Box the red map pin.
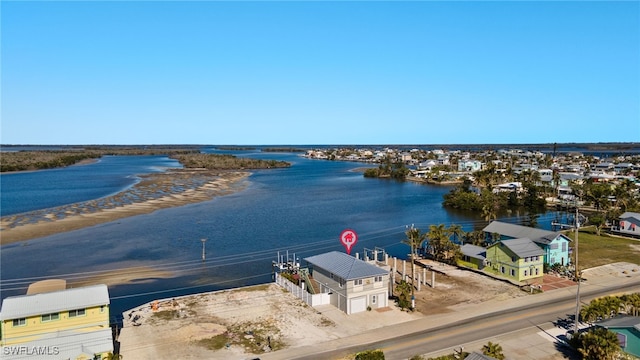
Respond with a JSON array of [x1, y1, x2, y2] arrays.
[[340, 229, 358, 255]]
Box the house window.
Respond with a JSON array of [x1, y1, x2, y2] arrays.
[[372, 295, 377, 304], [69, 308, 86, 317], [524, 270, 528, 276], [41, 313, 59, 322], [501, 266, 505, 274], [511, 256, 516, 262], [524, 257, 529, 262], [550, 243, 559, 250], [562, 242, 567, 252], [339, 279, 345, 288], [535, 268, 539, 275], [100, 305, 105, 313], [374, 276, 383, 282], [354, 279, 363, 286], [12, 318, 26, 327], [510, 269, 515, 277]]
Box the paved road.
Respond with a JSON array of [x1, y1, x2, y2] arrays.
[[261, 265, 640, 360]]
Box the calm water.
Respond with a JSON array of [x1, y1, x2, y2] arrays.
[[0, 155, 183, 215], [0, 149, 564, 324]]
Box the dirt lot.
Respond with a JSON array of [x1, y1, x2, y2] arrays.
[[118, 260, 529, 359], [412, 260, 527, 315]]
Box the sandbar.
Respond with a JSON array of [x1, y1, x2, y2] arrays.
[[0, 170, 250, 245]]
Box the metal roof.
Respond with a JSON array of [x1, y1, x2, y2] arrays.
[[597, 315, 640, 329], [620, 212, 640, 222], [464, 352, 497, 360], [494, 238, 544, 258], [0, 284, 109, 320], [460, 244, 486, 260], [304, 251, 389, 280], [483, 221, 566, 245], [0, 328, 113, 360]]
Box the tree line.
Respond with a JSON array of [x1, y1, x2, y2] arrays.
[[170, 153, 290, 170], [0, 149, 290, 172]]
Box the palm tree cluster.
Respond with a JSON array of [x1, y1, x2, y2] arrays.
[[571, 327, 621, 360], [580, 293, 640, 323], [403, 225, 463, 265]]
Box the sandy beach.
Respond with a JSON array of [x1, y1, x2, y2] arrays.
[[0, 170, 250, 245]]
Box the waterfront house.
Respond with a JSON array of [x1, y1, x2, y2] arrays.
[[459, 244, 487, 270], [304, 251, 390, 315], [0, 284, 113, 359], [483, 221, 572, 266], [485, 238, 544, 283], [458, 160, 483, 172], [613, 212, 640, 238]]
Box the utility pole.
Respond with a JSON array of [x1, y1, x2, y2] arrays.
[[201, 238, 207, 262], [574, 200, 580, 334], [408, 224, 416, 310]]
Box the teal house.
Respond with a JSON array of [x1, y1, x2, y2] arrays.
[[483, 221, 572, 266]]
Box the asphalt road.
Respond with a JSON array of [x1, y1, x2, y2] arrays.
[[283, 280, 640, 360]]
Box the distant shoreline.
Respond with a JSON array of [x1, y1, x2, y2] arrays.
[[0, 170, 250, 245]]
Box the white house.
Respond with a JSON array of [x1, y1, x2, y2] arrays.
[[458, 160, 482, 172], [614, 212, 640, 238], [304, 251, 390, 315]]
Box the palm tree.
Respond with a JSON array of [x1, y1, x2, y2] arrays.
[[403, 226, 427, 300], [481, 341, 505, 360], [427, 224, 461, 264], [448, 224, 464, 245]]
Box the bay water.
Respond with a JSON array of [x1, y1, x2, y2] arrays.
[[0, 149, 563, 324]]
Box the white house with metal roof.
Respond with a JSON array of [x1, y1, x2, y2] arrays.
[[0, 284, 113, 359], [614, 212, 640, 238], [304, 251, 390, 315]]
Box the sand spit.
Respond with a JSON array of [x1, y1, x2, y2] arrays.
[[0, 170, 250, 245]]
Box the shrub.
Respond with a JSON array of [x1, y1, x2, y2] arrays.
[[355, 349, 385, 360]]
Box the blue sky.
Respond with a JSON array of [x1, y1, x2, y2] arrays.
[[2, 1, 639, 145]]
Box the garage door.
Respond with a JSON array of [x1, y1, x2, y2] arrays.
[[350, 296, 367, 314]]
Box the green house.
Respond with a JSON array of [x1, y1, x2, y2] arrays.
[[485, 238, 544, 283]]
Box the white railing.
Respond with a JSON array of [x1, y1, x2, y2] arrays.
[[274, 273, 330, 307]]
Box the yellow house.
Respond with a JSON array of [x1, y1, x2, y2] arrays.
[[485, 238, 544, 283], [0, 284, 113, 359]]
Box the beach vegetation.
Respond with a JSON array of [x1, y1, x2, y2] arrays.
[[363, 155, 409, 180], [171, 153, 290, 170]]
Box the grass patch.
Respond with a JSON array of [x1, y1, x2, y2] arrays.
[[150, 310, 178, 322], [195, 319, 285, 354], [565, 227, 640, 269], [238, 284, 271, 292], [196, 333, 230, 350]]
